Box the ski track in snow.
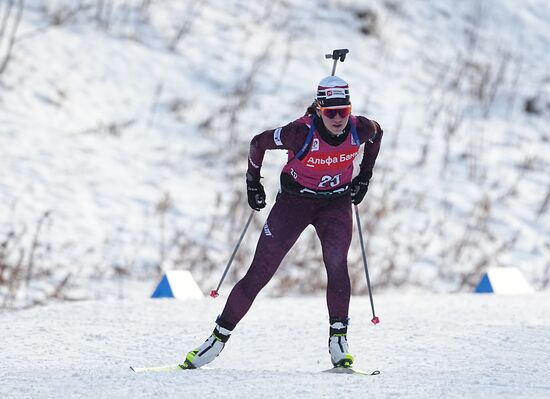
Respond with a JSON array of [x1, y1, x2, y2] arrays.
[[1, 294, 550, 398]]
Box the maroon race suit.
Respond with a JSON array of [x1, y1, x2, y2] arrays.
[[218, 114, 382, 330]]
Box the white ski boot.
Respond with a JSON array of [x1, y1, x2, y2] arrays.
[[328, 318, 354, 368], [181, 324, 232, 369]]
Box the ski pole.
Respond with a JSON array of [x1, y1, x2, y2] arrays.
[[210, 210, 255, 298], [353, 204, 380, 324], [325, 49, 349, 76]]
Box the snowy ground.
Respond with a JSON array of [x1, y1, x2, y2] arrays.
[[1, 294, 550, 398]]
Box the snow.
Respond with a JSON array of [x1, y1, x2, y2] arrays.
[[0, 1, 550, 395], [1, 294, 550, 398]]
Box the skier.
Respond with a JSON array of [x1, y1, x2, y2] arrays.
[[182, 75, 383, 369]]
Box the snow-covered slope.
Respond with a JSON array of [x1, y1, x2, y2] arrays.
[[1, 294, 550, 398], [0, 0, 549, 307]]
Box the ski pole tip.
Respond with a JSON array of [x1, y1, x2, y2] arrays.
[[371, 316, 380, 325], [209, 290, 219, 298]]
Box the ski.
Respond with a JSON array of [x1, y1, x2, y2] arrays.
[[322, 367, 380, 376], [130, 364, 187, 373], [130, 364, 379, 376]]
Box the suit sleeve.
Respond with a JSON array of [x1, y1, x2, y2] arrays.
[[246, 121, 310, 180], [355, 116, 383, 180]]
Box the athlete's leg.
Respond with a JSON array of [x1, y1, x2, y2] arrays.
[[313, 195, 354, 367], [312, 195, 353, 321], [219, 193, 314, 328], [183, 193, 314, 369]]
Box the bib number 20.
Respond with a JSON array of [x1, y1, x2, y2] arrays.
[[318, 174, 341, 188]]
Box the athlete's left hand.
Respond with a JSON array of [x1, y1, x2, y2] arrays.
[[351, 173, 371, 205]]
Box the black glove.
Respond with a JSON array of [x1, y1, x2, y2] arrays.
[[246, 177, 266, 211], [351, 171, 372, 205]]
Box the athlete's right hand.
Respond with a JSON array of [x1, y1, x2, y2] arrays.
[[246, 178, 266, 211]]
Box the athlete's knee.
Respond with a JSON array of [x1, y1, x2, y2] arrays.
[[326, 263, 351, 285], [239, 268, 273, 298]]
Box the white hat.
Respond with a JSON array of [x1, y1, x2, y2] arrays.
[[316, 76, 350, 107]]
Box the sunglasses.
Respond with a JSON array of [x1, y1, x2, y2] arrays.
[[318, 105, 352, 119]]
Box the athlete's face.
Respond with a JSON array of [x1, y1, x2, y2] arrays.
[[318, 106, 351, 135]]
